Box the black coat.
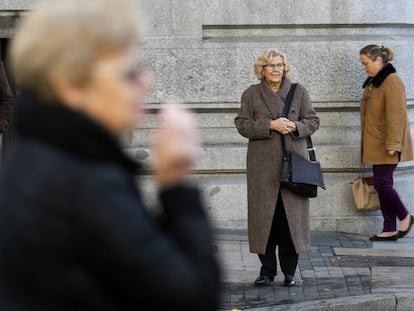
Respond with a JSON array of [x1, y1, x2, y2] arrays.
[[0, 91, 220, 311]]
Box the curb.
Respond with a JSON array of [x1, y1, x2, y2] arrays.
[[237, 292, 414, 311]]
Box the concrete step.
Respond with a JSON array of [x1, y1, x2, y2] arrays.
[[333, 247, 414, 258], [372, 266, 414, 293], [371, 238, 414, 294], [138, 173, 414, 236], [372, 237, 414, 248], [334, 237, 414, 295]]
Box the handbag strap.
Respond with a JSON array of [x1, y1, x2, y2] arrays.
[[359, 92, 371, 179], [359, 163, 365, 179], [280, 84, 316, 161], [282, 84, 297, 117], [281, 84, 296, 158]]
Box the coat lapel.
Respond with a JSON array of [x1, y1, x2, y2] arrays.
[[277, 78, 292, 112], [259, 78, 292, 119]]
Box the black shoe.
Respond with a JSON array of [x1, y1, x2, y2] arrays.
[[398, 215, 414, 238], [254, 275, 274, 286], [284, 275, 296, 287], [369, 234, 398, 241]]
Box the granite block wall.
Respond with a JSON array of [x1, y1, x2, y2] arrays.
[[2, 0, 414, 235]]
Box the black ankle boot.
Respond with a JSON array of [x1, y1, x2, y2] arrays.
[[254, 275, 274, 286], [284, 274, 296, 286]]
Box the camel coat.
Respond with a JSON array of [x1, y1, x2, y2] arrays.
[[360, 63, 413, 164], [235, 78, 320, 254]]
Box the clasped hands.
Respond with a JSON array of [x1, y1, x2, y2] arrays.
[[269, 117, 297, 135]]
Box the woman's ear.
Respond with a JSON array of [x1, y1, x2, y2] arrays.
[[374, 56, 383, 65], [50, 75, 84, 109]]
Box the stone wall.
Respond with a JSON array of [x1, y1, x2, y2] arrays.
[[2, 0, 414, 235]]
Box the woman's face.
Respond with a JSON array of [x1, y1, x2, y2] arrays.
[[55, 48, 151, 135], [263, 56, 285, 84], [360, 54, 384, 77]]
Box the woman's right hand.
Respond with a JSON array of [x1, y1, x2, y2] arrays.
[[152, 103, 199, 188]]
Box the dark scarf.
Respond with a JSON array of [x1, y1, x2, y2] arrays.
[[362, 63, 396, 88], [13, 90, 140, 173]]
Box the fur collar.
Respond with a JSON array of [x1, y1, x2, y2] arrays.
[[362, 63, 396, 88], [13, 90, 140, 172]]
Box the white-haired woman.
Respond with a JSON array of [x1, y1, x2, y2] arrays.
[[235, 49, 319, 286], [0, 0, 219, 310]]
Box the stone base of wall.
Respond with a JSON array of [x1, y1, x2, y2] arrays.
[[138, 167, 414, 237]]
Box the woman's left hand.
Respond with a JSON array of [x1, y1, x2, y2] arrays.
[[387, 150, 397, 156], [286, 121, 297, 133]]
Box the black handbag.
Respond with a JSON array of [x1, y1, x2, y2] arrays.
[[279, 84, 325, 198]]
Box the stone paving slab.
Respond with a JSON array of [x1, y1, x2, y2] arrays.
[[372, 238, 414, 250], [333, 247, 414, 258], [369, 238, 414, 295], [371, 266, 414, 293], [332, 255, 414, 267]]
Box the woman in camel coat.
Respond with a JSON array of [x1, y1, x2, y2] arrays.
[[235, 49, 319, 286], [359, 44, 414, 241]]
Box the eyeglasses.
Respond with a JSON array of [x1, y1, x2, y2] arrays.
[[264, 63, 284, 71], [123, 64, 144, 82]]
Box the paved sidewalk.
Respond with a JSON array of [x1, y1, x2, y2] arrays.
[[214, 230, 414, 311]]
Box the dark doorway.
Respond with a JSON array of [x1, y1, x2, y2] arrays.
[[0, 37, 15, 159], [0, 38, 14, 90]]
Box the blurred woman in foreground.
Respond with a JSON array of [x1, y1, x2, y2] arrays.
[[0, 0, 219, 310]]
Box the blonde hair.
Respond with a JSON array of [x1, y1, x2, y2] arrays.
[[11, 0, 142, 100], [359, 44, 394, 63], [254, 49, 290, 80]]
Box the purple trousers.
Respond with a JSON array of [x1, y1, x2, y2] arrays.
[[373, 164, 409, 232]]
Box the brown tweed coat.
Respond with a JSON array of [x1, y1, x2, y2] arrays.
[[360, 63, 413, 164], [235, 78, 320, 255]]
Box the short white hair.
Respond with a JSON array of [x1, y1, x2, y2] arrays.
[[11, 0, 143, 100], [254, 49, 290, 80]]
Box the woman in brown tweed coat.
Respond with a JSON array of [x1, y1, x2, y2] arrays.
[[235, 49, 319, 286]]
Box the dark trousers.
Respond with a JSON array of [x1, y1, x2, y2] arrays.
[[258, 194, 298, 278], [373, 164, 409, 232]]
